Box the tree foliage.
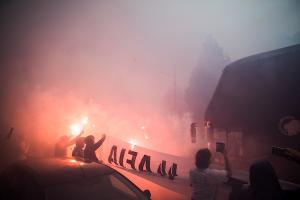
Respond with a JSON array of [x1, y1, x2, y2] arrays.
[[185, 36, 230, 121]]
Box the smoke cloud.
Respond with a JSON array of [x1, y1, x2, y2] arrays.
[[0, 0, 299, 168]]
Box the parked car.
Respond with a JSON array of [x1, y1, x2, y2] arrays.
[[0, 157, 151, 200]]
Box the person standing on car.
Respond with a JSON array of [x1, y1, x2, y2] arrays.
[[54, 131, 83, 157], [72, 137, 85, 158], [189, 148, 232, 200], [84, 134, 106, 162]]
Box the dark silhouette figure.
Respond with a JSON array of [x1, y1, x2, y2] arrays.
[[238, 160, 283, 200], [72, 137, 85, 158], [54, 131, 83, 158], [84, 134, 106, 162]]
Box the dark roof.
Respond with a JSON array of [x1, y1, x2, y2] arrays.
[[205, 44, 300, 137], [9, 158, 115, 186], [227, 44, 300, 71]]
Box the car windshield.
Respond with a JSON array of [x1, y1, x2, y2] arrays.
[[45, 172, 148, 200]]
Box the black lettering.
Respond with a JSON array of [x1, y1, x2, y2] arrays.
[[157, 160, 167, 176], [119, 148, 126, 167], [138, 155, 152, 173], [126, 150, 138, 170], [108, 145, 118, 165], [168, 163, 178, 180]]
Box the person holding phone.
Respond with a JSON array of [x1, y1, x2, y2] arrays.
[[189, 146, 232, 200]]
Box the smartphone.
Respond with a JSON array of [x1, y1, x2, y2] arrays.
[[272, 146, 287, 157], [216, 142, 225, 153]]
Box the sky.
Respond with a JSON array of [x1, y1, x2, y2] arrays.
[[0, 0, 299, 158]]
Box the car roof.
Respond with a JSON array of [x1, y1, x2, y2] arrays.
[[6, 157, 115, 187]]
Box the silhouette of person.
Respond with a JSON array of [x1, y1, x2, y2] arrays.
[[84, 134, 106, 162], [72, 137, 85, 158], [238, 160, 283, 200], [54, 131, 83, 158]]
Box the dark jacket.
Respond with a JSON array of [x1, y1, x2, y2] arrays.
[[72, 146, 84, 158], [83, 136, 105, 162], [238, 161, 283, 200]]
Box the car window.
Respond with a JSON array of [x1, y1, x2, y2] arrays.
[[45, 173, 147, 200]]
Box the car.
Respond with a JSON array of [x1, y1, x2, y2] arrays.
[[0, 157, 151, 200]]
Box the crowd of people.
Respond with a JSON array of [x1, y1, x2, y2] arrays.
[[2, 126, 299, 199], [54, 131, 300, 200], [190, 147, 300, 200], [54, 131, 106, 163]]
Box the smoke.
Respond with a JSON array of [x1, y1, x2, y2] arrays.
[[185, 36, 230, 121], [0, 0, 300, 168], [0, 0, 193, 163]]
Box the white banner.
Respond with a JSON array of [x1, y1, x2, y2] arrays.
[[99, 136, 193, 180]]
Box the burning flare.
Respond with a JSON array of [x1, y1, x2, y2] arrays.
[[70, 123, 82, 136], [69, 116, 89, 136]]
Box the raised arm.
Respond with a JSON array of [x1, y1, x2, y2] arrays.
[[285, 148, 300, 165], [93, 134, 106, 150], [67, 130, 84, 146]]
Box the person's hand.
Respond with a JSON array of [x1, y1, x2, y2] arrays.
[[285, 148, 300, 162], [102, 134, 106, 140]]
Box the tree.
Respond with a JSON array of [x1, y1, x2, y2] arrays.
[[185, 36, 230, 121]]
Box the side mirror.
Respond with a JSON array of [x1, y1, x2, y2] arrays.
[[143, 189, 151, 199]]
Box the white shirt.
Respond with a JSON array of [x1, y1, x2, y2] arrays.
[[189, 168, 228, 200]]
